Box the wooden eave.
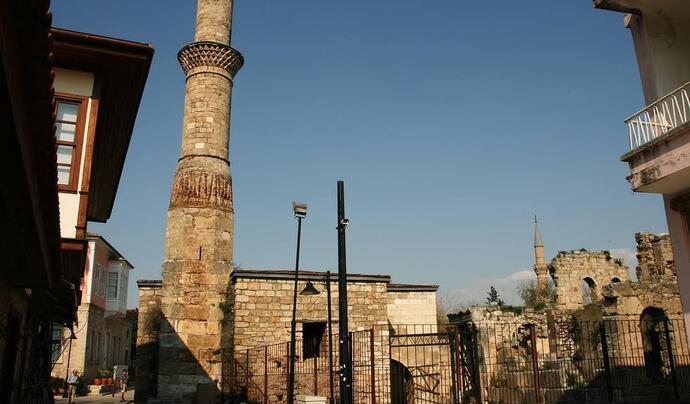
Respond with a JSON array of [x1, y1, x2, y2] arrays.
[[0, 0, 62, 289], [51, 27, 154, 222]]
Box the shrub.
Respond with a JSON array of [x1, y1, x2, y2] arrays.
[[50, 376, 64, 395]]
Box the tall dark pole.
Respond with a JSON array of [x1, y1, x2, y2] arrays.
[[287, 214, 303, 404], [326, 271, 335, 404], [337, 181, 352, 404], [62, 333, 73, 398]]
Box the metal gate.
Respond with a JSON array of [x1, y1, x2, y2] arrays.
[[388, 325, 459, 404]]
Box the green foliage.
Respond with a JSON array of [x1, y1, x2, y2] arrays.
[[602, 250, 612, 261], [76, 376, 89, 396], [486, 286, 504, 306], [218, 301, 232, 314], [50, 377, 64, 395], [500, 305, 523, 315], [566, 372, 584, 388], [517, 279, 555, 311], [97, 368, 111, 378]]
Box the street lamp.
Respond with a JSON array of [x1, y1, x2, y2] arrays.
[[62, 329, 77, 398], [287, 201, 307, 404], [298, 272, 336, 404]]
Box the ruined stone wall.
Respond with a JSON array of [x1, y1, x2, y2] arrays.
[[134, 281, 162, 403], [602, 279, 683, 319], [550, 250, 630, 311], [635, 232, 675, 281], [461, 306, 551, 402]]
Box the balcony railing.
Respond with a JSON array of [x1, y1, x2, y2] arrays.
[[626, 81, 690, 150]]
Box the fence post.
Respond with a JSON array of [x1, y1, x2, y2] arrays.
[[663, 319, 679, 399], [529, 325, 542, 404], [599, 322, 614, 402], [349, 332, 354, 400], [448, 327, 459, 404], [314, 346, 318, 395], [369, 328, 376, 404], [264, 346, 268, 404]]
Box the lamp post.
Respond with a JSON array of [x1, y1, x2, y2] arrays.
[[287, 202, 307, 404], [298, 272, 335, 404], [62, 329, 77, 398], [337, 181, 352, 404]]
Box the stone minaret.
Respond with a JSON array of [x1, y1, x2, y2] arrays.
[[533, 216, 549, 290], [158, 0, 243, 401]]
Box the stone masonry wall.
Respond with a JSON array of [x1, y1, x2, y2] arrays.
[[635, 232, 675, 281], [134, 282, 162, 403], [550, 250, 630, 311], [232, 277, 389, 351]]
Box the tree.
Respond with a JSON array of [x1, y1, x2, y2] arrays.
[[486, 286, 504, 306], [518, 279, 555, 310]]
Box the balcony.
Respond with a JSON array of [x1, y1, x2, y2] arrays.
[[621, 82, 690, 194]]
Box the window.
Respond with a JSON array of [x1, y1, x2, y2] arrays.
[[93, 263, 101, 296], [54, 96, 86, 190], [119, 272, 128, 305], [107, 272, 119, 299], [302, 322, 327, 360], [51, 324, 63, 363]]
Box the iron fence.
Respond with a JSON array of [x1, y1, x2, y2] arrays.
[[458, 317, 690, 404], [226, 318, 690, 403]]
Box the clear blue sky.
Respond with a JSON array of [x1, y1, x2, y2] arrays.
[[52, 1, 667, 307]]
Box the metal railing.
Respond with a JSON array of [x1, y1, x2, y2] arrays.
[[626, 82, 690, 150]]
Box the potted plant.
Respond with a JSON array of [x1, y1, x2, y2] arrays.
[[103, 369, 113, 385], [95, 369, 109, 385]]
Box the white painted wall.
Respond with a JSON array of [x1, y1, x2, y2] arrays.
[[53, 67, 94, 97], [627, 13, 690, 103], [57, 192, 79, 238]]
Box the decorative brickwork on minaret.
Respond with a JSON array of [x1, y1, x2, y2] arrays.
[[157, 0, 243, 401], [533, 216, 549, 290]]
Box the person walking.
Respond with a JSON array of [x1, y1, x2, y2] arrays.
[[66, 369, 79, 404], [119, 369, 129, 402]]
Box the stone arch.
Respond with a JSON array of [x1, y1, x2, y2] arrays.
[[640, 307, 668, 382], [581, 277, 598, 305], [390, 359, 412, 404]]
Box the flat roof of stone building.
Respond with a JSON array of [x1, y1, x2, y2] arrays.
[[137, 271, 439, 291], [387, 283, 439, 292], [232, 269, 391, 283]]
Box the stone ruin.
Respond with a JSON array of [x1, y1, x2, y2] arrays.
[[450, 231, 687, 403]]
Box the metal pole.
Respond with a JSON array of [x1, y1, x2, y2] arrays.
[[448, 328, 459, 404], [529, 325, 542, 404], [326, 271, 335, 404], [369, 328, 376, 404], [337, 180, 352, 404], [599, 322, 613, 402], [663, 319, 679, 399], [63, 333, 73, 398], [264, 346, 268, 404], [288, 216, 303, 404]]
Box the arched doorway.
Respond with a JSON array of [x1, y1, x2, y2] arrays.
[[581, 277, 598, 305], [640, 307, 668, 382], [390, 359, 412, 404]]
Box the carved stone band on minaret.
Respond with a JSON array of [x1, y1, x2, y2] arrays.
[[178, 41, 244, 79], [169, 169, 233, 212]]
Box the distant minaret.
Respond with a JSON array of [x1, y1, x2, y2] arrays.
[[533, 216, 549, 290]]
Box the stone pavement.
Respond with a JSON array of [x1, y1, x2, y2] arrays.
[[54, 389, 134, 403]]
